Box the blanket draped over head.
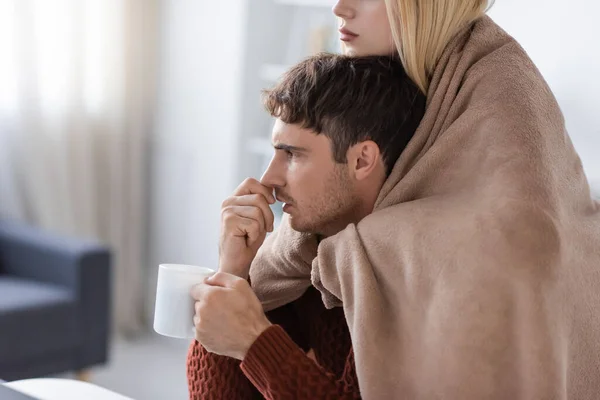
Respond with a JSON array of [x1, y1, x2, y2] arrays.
[[249, 15, 600, 399]]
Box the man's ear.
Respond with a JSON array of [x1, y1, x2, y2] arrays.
[[348, 140, 382, 181]]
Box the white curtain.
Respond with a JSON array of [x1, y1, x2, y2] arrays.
[[0, 0, 159, 335]]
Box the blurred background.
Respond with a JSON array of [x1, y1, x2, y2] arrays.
[[0, 0, 598, 398]]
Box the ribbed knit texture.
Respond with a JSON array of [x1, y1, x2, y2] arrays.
[[186, 287, 360, 399]]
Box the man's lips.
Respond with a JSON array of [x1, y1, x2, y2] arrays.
[[275, 194, 291, 204], [275, 195, 293, 212]]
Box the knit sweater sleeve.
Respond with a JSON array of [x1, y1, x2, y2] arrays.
[[187, 340, 261, 400], [187, 302, 310, 399], [241, 325, 361, 400]]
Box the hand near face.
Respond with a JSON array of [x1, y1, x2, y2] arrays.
[[191, 272, 272, 360], [219, 178, 276, 279]]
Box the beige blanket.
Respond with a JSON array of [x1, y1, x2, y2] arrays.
[[250, 15, 600, 399]]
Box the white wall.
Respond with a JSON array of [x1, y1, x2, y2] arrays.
[[488, 0, 600, 188], [147, 0, 249, 318]]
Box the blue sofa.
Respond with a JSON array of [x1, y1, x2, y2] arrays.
[[0, 220, 111, 381]]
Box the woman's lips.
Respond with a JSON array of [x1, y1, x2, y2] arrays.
[[339, 28, 358, 42]]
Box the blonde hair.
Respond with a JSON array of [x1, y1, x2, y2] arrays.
[[385, 0, 493, 93]]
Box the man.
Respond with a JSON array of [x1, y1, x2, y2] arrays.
[[188, 53, 425, 399]]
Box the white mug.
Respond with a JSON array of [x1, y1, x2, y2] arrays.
[[153, 264, 215, 339]]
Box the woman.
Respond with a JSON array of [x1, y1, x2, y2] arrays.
[[189, 1, 600, 399], [335, 0, 489, 94]]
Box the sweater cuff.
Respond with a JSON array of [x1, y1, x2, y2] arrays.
[[240, 324, 299, 390]]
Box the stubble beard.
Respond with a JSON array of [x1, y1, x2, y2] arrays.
[[290, 166, 359, 236]]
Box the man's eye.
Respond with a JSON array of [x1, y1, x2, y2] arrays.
[[285, 150, 295, 158]]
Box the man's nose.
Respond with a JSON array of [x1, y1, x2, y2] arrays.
[[260, 158, 285, 189]]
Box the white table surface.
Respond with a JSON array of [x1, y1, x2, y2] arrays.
[[3, 378, 133, 400]]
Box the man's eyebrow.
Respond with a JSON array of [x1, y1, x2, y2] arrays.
[[273, 143, 309, 152]]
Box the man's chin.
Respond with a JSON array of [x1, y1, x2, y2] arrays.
[[287, 215, 302, 232], [290, 219, 326, 236], [288, 216, 312, 234]]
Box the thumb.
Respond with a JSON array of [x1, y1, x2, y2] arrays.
[[204, 271, 239, 288]]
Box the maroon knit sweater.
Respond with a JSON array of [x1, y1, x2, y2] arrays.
[[186, 287, 360, 399]]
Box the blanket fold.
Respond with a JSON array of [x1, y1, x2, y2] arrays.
[[250, 15, 600, 399]]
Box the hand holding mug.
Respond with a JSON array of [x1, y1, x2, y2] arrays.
[[190, 272, 271, 360]]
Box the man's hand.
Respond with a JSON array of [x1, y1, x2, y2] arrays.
[[219, 178, 275, 279], [191, 272, 272, 360]]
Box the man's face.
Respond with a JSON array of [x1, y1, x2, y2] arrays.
[[261, 120, 360, 236]]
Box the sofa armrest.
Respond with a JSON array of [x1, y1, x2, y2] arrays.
[[0, 220, 108, 286], [0, 220, 112, 367]]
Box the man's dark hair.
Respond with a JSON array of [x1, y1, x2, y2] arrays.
[[262, 53, 426, 175]]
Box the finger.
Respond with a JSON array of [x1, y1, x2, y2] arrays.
[[224, 213, 263, 245], [238, 216, 264, 247], [234, 178, 276, 204], [190, 283, 209, 300], [205, 271, 244, 289], [225, 195, 275, 232], [223, 200, 274, 232]]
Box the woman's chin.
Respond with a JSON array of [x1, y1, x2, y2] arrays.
[[341, 43, 396, 57], [341, 44, 360, 56]]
